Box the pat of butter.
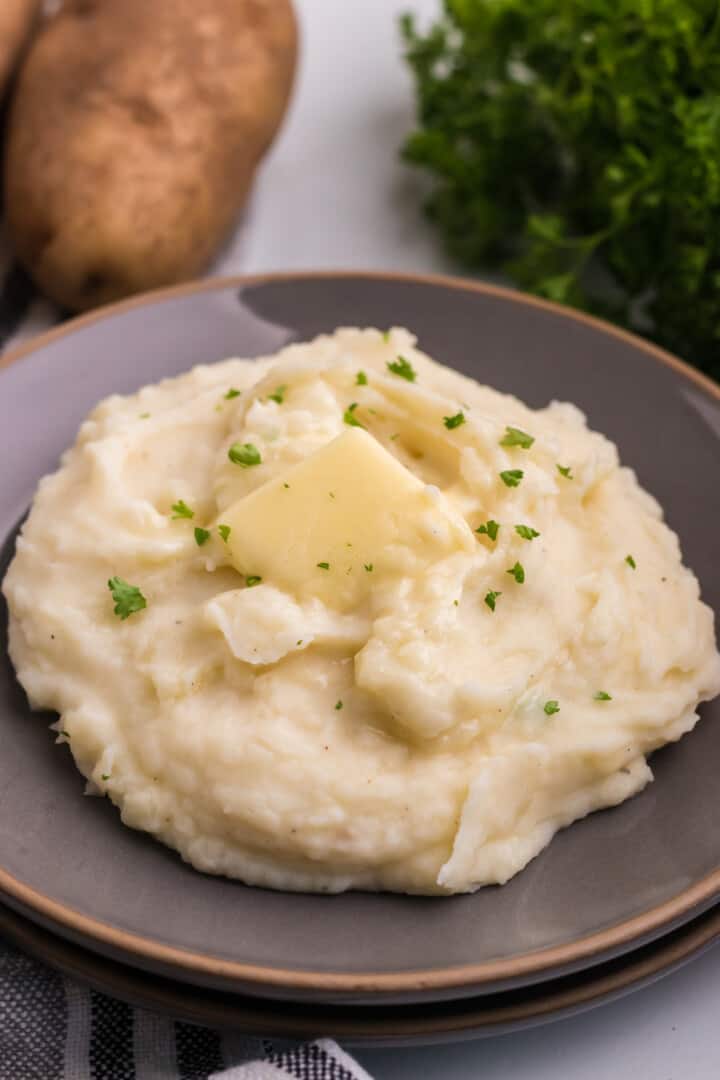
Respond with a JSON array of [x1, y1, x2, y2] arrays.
[[222, 428, 475, 608]]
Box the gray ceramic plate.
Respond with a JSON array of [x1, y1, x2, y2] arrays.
[[2, 897, 720, 1046], [1, 272, 719, 1005]]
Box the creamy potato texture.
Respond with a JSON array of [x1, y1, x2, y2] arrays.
[[4, 328, 720, 893]]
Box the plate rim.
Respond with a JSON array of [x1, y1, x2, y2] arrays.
[[2, 897, 719, 1043], [1, 268, 719, 996]]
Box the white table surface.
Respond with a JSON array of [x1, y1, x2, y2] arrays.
[[229, 0, 720, 1075]]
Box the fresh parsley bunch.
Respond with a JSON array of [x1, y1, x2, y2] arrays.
[[401, 0, 720, 379]]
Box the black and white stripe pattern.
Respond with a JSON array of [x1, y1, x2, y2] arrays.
[[0, 940, 372, 1080]]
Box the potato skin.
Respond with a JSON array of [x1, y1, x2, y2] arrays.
[[4, 0, 297, 311], [0, 0, 40, 99]]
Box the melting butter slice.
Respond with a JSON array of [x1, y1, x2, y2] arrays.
[[222, 428, 475, 609]]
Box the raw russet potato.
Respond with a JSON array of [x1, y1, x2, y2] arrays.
[[4, 0, 297, 311], [0, 0, 40, 100]]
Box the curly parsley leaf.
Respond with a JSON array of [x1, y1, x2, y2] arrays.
[[343, 402, 364, 428], [171, 500, 194, 520], [387, 355, 417, 381], [108, 577, 147, 620], [515, 524, 540, 540], [484, 590, 502, 611], [476, 519, 500, 541], [500, 469, 524, 488], [443, 411, 465, 429], [228, 442, 262, 467], [544, 700, 560, 716], [500, 426, 534, 449], [506, 561, 525, 584]]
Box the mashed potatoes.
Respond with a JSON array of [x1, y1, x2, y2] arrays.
[[4, 328, 720, 893]]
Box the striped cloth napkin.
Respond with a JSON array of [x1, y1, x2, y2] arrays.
[[0, 940, 372, 1079], [0, 243, 374, 1079]]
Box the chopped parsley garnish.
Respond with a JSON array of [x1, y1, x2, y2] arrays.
[[343, 402, 364, 428], [194, 527, 211, 546], [364, 563, 374, 572], [317, 561, 330, 570], [218, 524, 231, 543], [139, 412, 150, 419], [296, 639, 303, 646], [515, 524, 540, 540], [335, 700, 343, 710], [245, 575, 262, 587], [594, 691, 613, 701], [484, 590, 502, 611], [224, 388, 241, 400], [476, 519, 500, 541], [387, 355, 417, 381], [381, 330, 391, 343], [101, 773, 111, 781], [500, 469, 524, 487], [626, 554, 637, 569], [108, 577, 147, 620], [59, 730, 71, 739], [557, 464, 573, 479], [171, 500, 194, 520], [283, 482, 290, 489], [544, 700, 560, 715], [228, 442, 262, 467], [356, 370, 368, 385], [268, 384, 287, 404], [500, 426, 534, 449], [443, 411, 465, 429], [507, 561, 525, 584]]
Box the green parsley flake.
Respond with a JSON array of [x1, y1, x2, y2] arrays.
[[218, 524, 231, 543], [139, 412, 150, 419], [500, 425, 534, 449], [268, 384, 287, 404], [108, 577, 147, 620], [381, 330, 391, 343], [171, 500, 194, 520], [594, 691, 613, 701], [356, 370, 368, 385], [101, 773, 111, 781], [443, 411, 465, 430], [283, 483, 290, 489], [59, 730, 71, 739], [557, 464, 573, 479], [296, 639, 303, 646], [626, 554, 637, 569], [507, 561, 525, 584], [335, 700, 343, 710], [387, 355, 417, 381], [485, 590, 502, 612], [245, 575, 262, 587], [544, 700, 560, 715], [364, 563, 374, 572], [224, 388, 241, 400], [500, 469, 524, 487], [476, 519, 500, 541], [515, 524, 540, 540], [343, 402, 364, 428], [228, 442, 262, 467], [317, 561, 330, 570], [194, 527, 211, 546]]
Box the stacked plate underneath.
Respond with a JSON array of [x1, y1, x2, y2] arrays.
[[1, 273, 719, 1044]]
